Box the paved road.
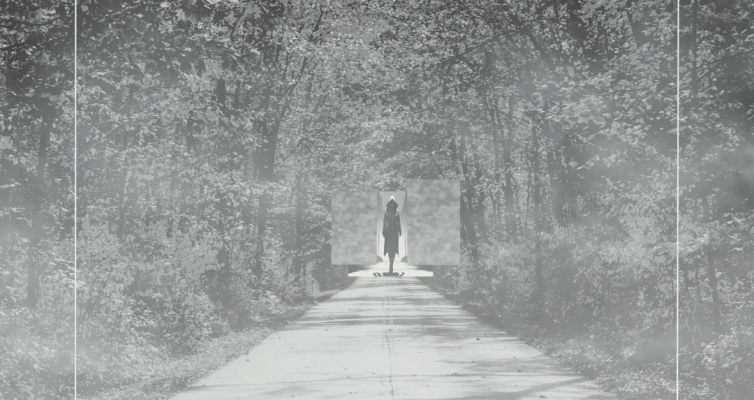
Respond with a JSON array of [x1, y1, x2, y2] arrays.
[[348, 261, 433, 277], [170, 277, 615, 400]]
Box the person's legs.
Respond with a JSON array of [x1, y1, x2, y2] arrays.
[[388, 253, 395, 273]]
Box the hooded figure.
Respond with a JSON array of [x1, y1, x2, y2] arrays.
[[382, 196, 402, 273]]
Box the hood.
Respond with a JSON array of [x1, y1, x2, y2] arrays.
[[386, 199, 398, 210]]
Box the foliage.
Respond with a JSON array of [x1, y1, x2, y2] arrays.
[[679, 0, 754, 398], [377, 0, 677, 398], [74, 0, 678, 398], [0, 0, 74, 398]]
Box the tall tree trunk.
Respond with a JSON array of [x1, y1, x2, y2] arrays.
[[531, 120, 544, 290], [1, 57, 12, 266], [541, 114, 571, 227], [456, 132, 479, 266], [0, 161, 10, 266], [254, 193, 269, 278], [546, 140, 566, 227], [560, 133, 579, 224], [625, 0, 651, 47], [473, 163, 490, 245], [466, 128, 490, 246], [214, 79, 234, 273], [484, 93, 504, 241], [292, 172, 306, 286], [26, 116, 52, 308], [116, 133, 129, 240], [691, 0, 698, 101], [116, 88, 136, 240], [503, 97, 517, 241], [702, 196, 722, 333], [555, 141, 573, 223], [490, 194, 502, 240], [254, 81, 281, 279], [215, 191, 232, 271], [491, 125, 504, 240]]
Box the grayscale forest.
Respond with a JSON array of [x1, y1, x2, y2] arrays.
[[0, 0, 752, 399]]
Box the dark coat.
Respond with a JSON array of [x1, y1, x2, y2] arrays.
[[382, 199, 401, 257]]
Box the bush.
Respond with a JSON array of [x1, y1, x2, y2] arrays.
[[0, 247, 75, 400], [159, 284, 219, 354], [681, 329, 754, 400]]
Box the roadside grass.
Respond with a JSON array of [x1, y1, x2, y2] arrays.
[[418, 277, 675, 400], [81, 284, 353, 400]]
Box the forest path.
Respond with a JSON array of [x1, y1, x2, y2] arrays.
[[169, 277, 615, 400]]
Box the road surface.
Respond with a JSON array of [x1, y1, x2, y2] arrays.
[[170, 277, 615, 400]]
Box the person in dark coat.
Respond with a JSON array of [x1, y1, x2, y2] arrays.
[[382, 195, 402, 273]]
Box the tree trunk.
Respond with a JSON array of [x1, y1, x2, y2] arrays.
[[702, 196, 722, 333], [215, 190, 232, 271], [559, 133, 579, 224], [0, 160, 10, 265], [490, 194, 502, 240], [491, 124, 503, 240], [292, 172, 306, 287], [116, 91, 134, 240], [214, 79, 234, 273], [473, 163, 490, 245], [546, 140, 566, 227], [254, 87, 280, 278], [484, 94, 504, 241], [26, 116, 52, 309], [625, 0, 651, 47], [531, 120, 544, 290], [456, 132, 479, 266], [503, 97, 517, 240], [1, 57, 12, 266], [555, 142, 573, 223]]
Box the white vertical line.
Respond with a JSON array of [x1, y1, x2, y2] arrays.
[[676, 0, 681, 398], [73, 0, 78, 398]]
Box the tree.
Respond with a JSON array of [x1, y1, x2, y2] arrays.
[[0, 0, 74, 398], [74, 0, 678, 398], [679, 0, 754, 398]]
